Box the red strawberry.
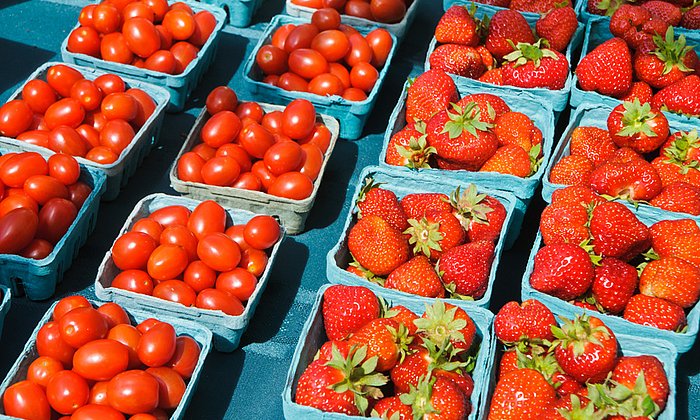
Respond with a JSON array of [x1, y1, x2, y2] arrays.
[[415, 301, 477, 353], [435, 5, 480, 46], [390, 345, 435, 394], [536, 6, 578, 52], [511, 0, 572, 14], [385, 305, 419, 335], [651, 75, 700, 117], [550, 185, 607, 207], [488, 368, 557, 419], [606, 100, 669, 153], [371, 396, 412, 419], [429, 44, 486, 79], [348, 318, 412, 372], [405, 69, 459, 124], [356, 178, 408, 232], [549, 155, 595, 186], [456, 93, 511, 124], [539, 202, 590, 246], [642, 1, 682, 26], [634, 28, 698, 89], [480, 144, 537, 177], [623, 294, 687, 331], [439, 240, 496, 299], [385, 255, 445, 298], [612, 355, 670, 409], [479, 68, 504, 85], [569, 126, 618, 166], [662, 129, 700, 165], [577, 38, 633, 97], [651, 155, 700, 187], [476, 45, 495, 69], [498, 349, 520, 377], [649, 182, 700, 215], [400, 193, 452, 220], [473, 0, 511, 7], [530, 243, 595, 301], [639, 256, 700, 308], [619, 81, 653, 104], [317, 340, 351, 362], [323, 285, 380, 341], [610, 5, 654, 49], [552, 372, 586, 399], [591, 257, 638, 314], [589, 201, 651, 261], [450, 185, 506, 243], [552, 315, 618, 383], [494, 299, 557, 343], [493, 111, 537, 151], [572, 299, 599, 312], [401, 376, 470, 419], [502, 41, 570, 90], [681, 5, 700, 29], [434, 369, 474, 398], [405, 211, 466, 261], [385, 123, 435, 169], [587, 0, 624, 16], [485, 10, 536, 60], [588, 151, 663, 201], [348, 215, 410, 276], [650, 218, 700, 268]]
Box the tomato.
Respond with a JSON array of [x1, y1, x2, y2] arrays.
[[53, 296, 91, 321], [224, 224, 251, 251], [89, 381, 110, 406], [263, 75, 278, 85], [126, 88, 157, 127], [123, 2, 155, 21], [36, 197, 78, 245], [256, 45, 288, 75], [166, 336, 200, 379], [195, 288, 245, 316], [216, 144, 252, 172], [79, 5, 96, 27], [235, 102, 264, 123], [85, 111, 107, 132], [171, 42, 200, 74], [371, 0, 406, 23], [152, 280, 197, 306], [24, 175, 69, 205], [85, 147, 119, 165], [107, 370, 160, 414], [338, 23, 360, 37], [112, 231, 157, 270], [263, 142, 303, 176], [308, 73, 345, 96], [216, 268, 258, 301], [346, 34, 373, 68], [137, 319, 161, 335], [102, 93, 138, 122], [329, 61, 352, 89], [47, 64, 84, 98], [46, 370, 90, 414], [201, 111, 241, 148], [73, 339, 130, 381], [350, 62, 379, 92], [0, 193, 38, 219], [143, 0, 168, 21], [271, 24, 296, 49], [283, 99, 316, 140], [197, 232, 241, 271], [20, 238, 54, 260], [101, 33, 134, 64], [311, 8, 342, 30], [67, 26, 101, 57], [239, 123, 275, 159], [68, 80, 102, 113], [187, 200, 226, 241], [0, 100, 34, 137], [176, 151, 205, 183], [243, 215, 280, 250], [147, 244, 189, 280], [94, 74, 125, 95], [100, 119, 135, 155], [59, 306, 109, 348], [200, 156, 241, 186], [0, 152, 48, 188], [163, 9, 195, 40], [145, 367, 185, 409], [191, 143, 216, 161], [44, 98, 85, 130], [366, 28, 392, 67], [27, 356, 64, 387], [289, 48, 329, 80], [108, 324, 142, 369], [22, 79, 57, 114], [137, 322, 177, 367], [159, 225, 197, 262], [251, 160, 277, 190], [131, 219, 162, 242], [144, 50, 177, 74], [156, 25, 173, 49], [294, 0, 324, 6], [323, 0, 347, 10], [48, 154, 81, 185], [239, 247, 269, 276], [72, 404, 125, 420], [123, 17, 161, 58], [205, 86, 238, 115], [36, 321, 76, 366], [260, 111, 283, 135], [345, 0, 373, 19], [311, 30, 350, 62], [284, 23, 320, 52], [0, 208, 38, 253], [93, 3, 121, 34], [277, 72, 309, 92], [68, 181, 92, 208], [17, 130, 48, 148], [183, 260, 217, 292], [231, 173, 262, 191], [268, 171, 314, 199], [298, 143, 324, 180], [112, 270, 154, 296], [3, 380, 51, 420], [342, 87, 368, 101], [97, 302, 131, 328], [188, 11, 217, 47], [150, 205, 190, 227]]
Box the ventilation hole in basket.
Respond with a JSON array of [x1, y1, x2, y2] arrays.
[[223, 4, 230, 17], [11, 277, 25, 297]]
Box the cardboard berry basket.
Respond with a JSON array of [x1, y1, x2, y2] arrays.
[[195, 0, 262, 27], [0, 154, 106, 301], [0, 298, 212, 420], [94, 193, 284, 352], [478, 315, 678, 419], [168, 103, 339, 235], [242, 15, 398, 140], [284, 0, 422, 41], [60, 1, 226, 112], [281, 283, 497, 420], [0, 61, 169, 201], [378, 80, 553, 246], [0, 285, 10, 340], [423, 3, 585, 112], [326, 166, 517, 309]]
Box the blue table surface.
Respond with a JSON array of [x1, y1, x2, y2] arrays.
[[0, 0, 697, 418]]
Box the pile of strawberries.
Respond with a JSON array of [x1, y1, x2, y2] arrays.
[[488, 300, 670, 418], [588, 0, 699, 30], [577, 11, 700, 116], [428, 5, 576, 90], [550, 101, 700, 215], [344, 176, 505, 300], [295, 285, 479, 418], [386, 69, 543, 178], [470, 0, 572, 14], [532, 186, 700, 331]]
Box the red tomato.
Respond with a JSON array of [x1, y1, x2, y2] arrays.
[[47, 64, 84, 98], [73, 339, 130, 381], [89, 381, 110, 406], [143, 0, 168, 21], [0, 152, 48, 188], [216, 144, 252, 172], [149, 205, 190, 227], [166, 336, 200, 379], [108, 324, 142, 369], [188, 11, 217, 47], [122, 2, 155, 21], [58, 306, 109, 348], [201, 111, 241, 148], [371, 0, 406, 23], [159, 225, 197, 261], [311, 30, 350, 62], [46, 370, 90, 414], [127, 88, 157, 127], [284, 23, 320, 52], [44, 98, 85, 130], [200, 156, 241, 186], [311, 8, 342, 30], [268, 171, 314, 199], [177, 151, 205, 183], [0, 100, 34, 137], [69, 80, 102, 113], [79, 5, 96, 27], [366, 28, 392, 67], [132, 219, 163, 241], [338, 23, 360, 37], [48, 154, 81, 185], [145, 367, 185, 409], [137, 322, 177, 367], [232, 172, 262, 191], [299, 143, 324, 180], [85, 147, 119, 165], [54, 296, 91, 321], [112, 231, 157, 270], [94, 74, 125, 95], [93, 3, 121, 34], [36, 198, 78, 245], [239, 123, 275, 159], [147, 244, 189, 280], [136, 319, 161, 334], [97, 302, 130, 328], [153, 280, 197, 306], [289, 48, 329, 80], [323, 0, 347, 10], [85, 111, 107, 131], [123, 17, 161, 58], [342, 87, 368, 101], [37, 321, 76, 366], [144, 50, 177, 74], [23, 175, 69, 205], [240, 248, 269, 277], [191, 143, 216, 160], [156, 25, 173, 49], [102, 93, 138, 121], [17, 130, 50, 148], [350, 62, 379, 92], [294, 0, 324, 7], [263, 141, 304, 176], [197, 232, 241, 271], [195, 288, 245, 315], [68, 181, 92, 208], [67, 26, 101, 57], [101, 33, 134, 64], [308, 73, 345, 96], [183, 260, 217, 292], [277, 72, 309, 92], [235, 102, 264, 123], [3, 380, 51, 420], [283, 99, 317, 140], [251, 160, 277, 190], [243, 215, 280, 249], [205, 86, 238, 114], [100, 119, 135, 155], [20, 238, 54, 260], [163, 9, 195, 40], [216, 268, 258, 301], [256, 45, 289, 75], [72, 404, 125, 420], [261, 111, 284, 134], [187, 200, 226, 240], [170, 42, 199, 73], [224, 224, 251, 251], [0, 193, 38, 218], [22, 79, 57, 114], [271, 24, 296, 49], [107, 370, 160, 414], [27, 356, 64, 387], [263, 74, 279, 85], [345, 33, 373, 67], [112, 269, 154, 295], [0, 208, 38, 253], [345, 0, 373, 18]]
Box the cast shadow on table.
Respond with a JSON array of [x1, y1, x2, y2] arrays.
[[185, 348, 245, 419], [0, 38, 55, 100], [676, 337, 700, 420]]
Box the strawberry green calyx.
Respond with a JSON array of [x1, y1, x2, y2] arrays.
[[326, 345, 389, 415], [449, 184, 494, 229], [652, 27, 694, 75], [356, 175, 383, 208], [586, 373, 660, 418], [558, 394, 604, 420], [441, 102, 493, 139], [348, 259, 383, 285], [594, 0, 624, 16], [529, 143, 543, 176], [579, 239, 603, 266], [414, 300, 468, 349], [550, 314, 611, 357], [399, 375, 440, 418], [664, 129, 700, 164], [387, 323, 415, 365], [503, 39, 559, 68], [636, 248, 660, 276], [512, 346, 563, 386], [405, 217, 444, 257], [615, 99, 661, 138], [396, 131, 436, 170]]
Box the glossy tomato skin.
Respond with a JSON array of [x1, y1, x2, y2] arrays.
[[240, 247, 270, 277], [22, 79, 57, 114], [36, 321, 76, 366], [145, 51, 177, 74], [97, 302, 130, 328], [311, 30, 350, 62], [17, 130, 50, 148], [284, 23, 319, 52], [72, 339, 130, 381], [288, 48, 329, 80], [268, 172, 314, 199], [183, 260, 217, 292], [94, 74, 125, 95], [68, 181, 92, 208], [147, 244, 189, 281], [201, 111, 241, 148], [3, 380, 51, 420], [283, 99, 317, 140], [93, 3, 121, 34], [46, 370, 90, 415], [127, 88, 157, 127], [44, 98, 86, 130], [345, 33, 373, 67], [89, 381, 110, 406], [264, 142, 304, 176], [216, 268, 258, 301], [137, 322, 177, 367], [145, 367, 186, 409], [101, 33, 134, 64], [239, 123, 275, 159], [49, 126, 89, 157], [36, 198, 78, 244], [371, 0, 406, 23], [54, 295, 91, 321], [216, 144, 252, 172], [0, 208, 38, 253], [107, 370, 160, 415], [188, 200, 226, 240], [308, 73, 345, 96], [47, 64, 84, 98], [72, 404, 125, 420], [243, 215, 280, 250], [200, 156, 241, 186], [197, 232, 241, 272], [27, 356, 64, 388], [342, 87, 368, 101], [271, 24, 296, 49], [159, 225, 197, 262], [350, 62, 379, 92], [20, 238, 54, 260], [150, 205, 190, 227], [311, 8, 342, 30], [299, 143, 324, 180], [102, 93, 138, 121], [112, 269, 155, 295], [232, 172, 263, 191], [277, 72, 309, 92], [123, 1, 155, 21], [205, 86, 238, 114], [345, 0, 374, 19], [177, 151, 205, 183], [188, 10, 217, 47], [251, 160, 277, 190], [196, 288, 245, 315], [299, 123, 332, 152], [191, 143, 216, 161], [122, 17, 161, 58], [366, 28, 392, 67], [153, 280, 197, 306], [166, 336, 200, 379], [58, 306, 109, 348], [0, 100, 35, 137], [170, 42, 199, 73], [163, 9, 195, 40], [48, 154, 81, 185], [108, 324, 142, 369], [224, 224, 251, 251], [131, 218, 163, 241], [67, 26, 101, 57], [24, 175, 70, 205]]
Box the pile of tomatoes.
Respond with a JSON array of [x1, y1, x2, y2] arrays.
[[291, 0, 411, 24], [68, 0, 217, 75], [0, 64, 157, 165], [2, 296, 202, 419], [255, 8, 393, 101], [177, 86, 332, 200], [109, 199, 281, 316], [0, 152, 92, 259]]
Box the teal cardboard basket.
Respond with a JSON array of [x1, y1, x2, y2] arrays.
[[282, 284, 496, 420], [0, 298, 212, 420], [424, 3, 585, 112], [94, 193, 284, 352], [0, 285, 10, 340], [326, 166, 517, 308], [196, 0, 262, 27], [242, 15, 398, 140], [60, 1, 226, 112]]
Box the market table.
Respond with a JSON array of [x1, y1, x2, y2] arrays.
[[0, 0, 698, 418]]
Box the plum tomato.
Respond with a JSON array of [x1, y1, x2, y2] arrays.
[[17, 130, 50, 148], [122, 1, 154, 20], [131, 218, 163, 241], [264, 141, 304, 176], [243, 215, 280, 250], [108, 324, 142, 369], [67, 26, 101, 57], [251, 161, 277, 190], [370, 0, 406, 23], [239, 123, 275, 159], [97, 302, 130, 328], [271, 23, 296, 49], [53, 295, 91, 321], [23, 175, 70, 205], [197, 232, 241, 272], [112, 231, 157, 270], [27, 356, 64, 388], [256, 45, 288, 76], [92, 3, 121, 34], [283, 99, 317, 140], [277, 72, 308, 92], [68, 181, 92, 208], [195, 288, 245, 316], [76, 123, 100, 149], [311, 30, 350, 62], [345, 0, 373, 19], [94, 74, 126, 95], [123, 17, 160, 58], [112, 269, 155, 295], [205, 86, 238, 115], [20, 238, 54, 260], [102, 93, 138, 121], [99, 119, 135, 155], [88, 381, 110, 406], [46, 370, 90, 415], [268, 172, 314, 199], [200, 156, 241, 186], [36, 321, 76, 367], [149, 205, 190, 227], [177, 151, 205, 183], [153, 280, 197, 307], [72, 404, 125, 420], [0, 192, 38, 218], [216, 268, 258, 302], [145, 367, 185, 410], [188, 10, 217, 47], [261, 111, 284, 134], [85, 147, 119, 165], [107, 370, 160, 415], [366, 28, 392, 67], [101, 33, 134, 64], [36, 198, 78, 245], [171, 42, 199, 73], [308, 73, 344, 96], [44, 98, 85, 130], [127, 88, 157, 127], [224, 224, 251, 251], [345, 33, 373, 67], [201, 111, 241, 148], [311, 8, 342, 30], [235, 102, 264, 123], [163, 9, 195, 40], [159, 225, 198, 262], [137, 322, 177, 367], [145, 50, 177, 74], [72, 339, 130, 381], [0, 208, 38, 253], [58, 306, 109, 348], [166, 336, 200, 379], [47, 64, 84, 98], [299, 143, 324, 180], [216, 144, 252, 172], [188, 200, 226, 240], [342, 87, 368, 101], [3, 380, 52, 420], [22, 79, 57, 114], [288, 49, 329, 80], [232, 172, 262, 191], [136, 318, 161, 334], [147, 244, 189, 281], [48, 154, 81, 186], [284, 23, 319, 52], [350, 62, 379, 92], [48, 127, 88, 157], [79, 4, 96, 27], [329, 63, 350, 90], [183, 260, 217, 292], [299, 122, 332, 152]]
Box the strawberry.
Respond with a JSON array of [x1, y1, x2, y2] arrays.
[[479, 68, 504, 85], [385, 255, 445, 298], [438, 240, 496, 299], [649, 182, 700, 215], [348, 318, 412, 372], [323, 285, 380, 341], [623, 293, 687, 330], [681, 5, 700, 29], [572, 299, 600, 311], [502, 41, 570, 90], [569, 126, 618, 166], [494, 299, 557, 343], [606, 100, 669, 153], [295, 346, 388, 415], [371, 396, 412, 419], [552, 315, 618, 383], [553, 372, 586, 399], [429, 44, 486, 79], [662, 129, 700, 165], [415, 301, 477, 353], [405, 69, 459, 124], [576, 38, 633, 97], [385, 305, 419, 335], [550, 394, 595, 419], [498, 349, 520, 378], [611, 355, 670, 409], [588, 151, 663, 201], [400, 193, 452, 220], [650, 218, 700, 268], [589, 201, 650, 261], [619, 81, 653, 104], [530, 243, 595, 301], [488, 368, 557, 419], [356, 178, 408, 232], [634, 28, 698, 89], [511, 0, 572, 13], [535, 6, 578, 52], [610, 5, 654, 49], [476, 45, 495, 69], [405, 211, 466, 261], [348, 215, 410, 276], [385, 123, 435, 169], [457, 93, 512, 124], [642, 1, 682, 26], [435, 5, 480, 46], [493, 111, 536, 151], [433, 369, 474, 398], [401, 375, 470, 419], [549, 155, 595, 186], [591, 257, 638, 314], [390, 345, 435, 394], [480, 144, 537, 178], [485, 10, 536, 60], [450, 185, 506, 243], [317, 340, 351, 362], [639, 256, 700, 308], [473, 0, 511, 6], [551, 185, 607, 207], [651, 74, 700, 117], [651, 155, 700, 187], [539, 202, 591, 246], [587, 0, 624, 16]]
